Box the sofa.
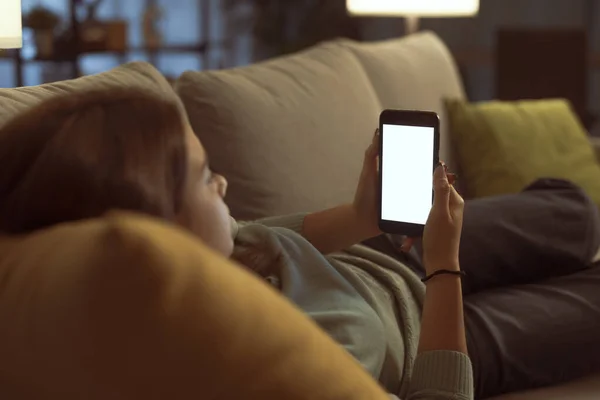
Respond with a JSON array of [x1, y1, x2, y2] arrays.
[[1, 30, 599, 399]]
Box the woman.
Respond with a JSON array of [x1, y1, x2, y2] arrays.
[[0, 88, 598, 399]]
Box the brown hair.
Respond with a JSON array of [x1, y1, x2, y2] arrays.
[[0, 87, 188, 234]]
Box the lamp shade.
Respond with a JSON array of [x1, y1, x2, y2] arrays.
[[0, 0, 22, 48], [347, 0, 479, 17]]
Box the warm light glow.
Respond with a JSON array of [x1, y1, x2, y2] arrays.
[[347, 0, 480, 17], [0, 0, 23, 48]]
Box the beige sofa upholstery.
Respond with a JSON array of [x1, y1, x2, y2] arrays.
[[176, 42, 382, 220], [339, 34, 466, 170], [175, 31, 600, 399], [0, 62, 184, 128], [176, 32, 466, 221]]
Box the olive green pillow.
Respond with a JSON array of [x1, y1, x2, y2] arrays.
[[445, 98, 600, 205]]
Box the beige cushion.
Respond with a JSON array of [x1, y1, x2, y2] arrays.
[[0, 212, 390, 400], [176, 42, 382, 220], [0, 62, 183, 129], [341, 31, 467, 172]]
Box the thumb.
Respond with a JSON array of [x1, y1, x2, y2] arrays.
[[362, 128, 379, 173], [449, 185, 465, 217], [432, 163, 451, 214]]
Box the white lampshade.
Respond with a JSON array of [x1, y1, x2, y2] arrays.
[[0, 0, 23, 48], [347, 0, 479, 17]]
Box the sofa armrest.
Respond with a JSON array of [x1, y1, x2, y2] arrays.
[[590, 137, 600, 163]]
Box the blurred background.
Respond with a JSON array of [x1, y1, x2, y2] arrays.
[[1, 0, 600, 129]]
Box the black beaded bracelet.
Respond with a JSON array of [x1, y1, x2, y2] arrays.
[[421, 269, 466, 283]]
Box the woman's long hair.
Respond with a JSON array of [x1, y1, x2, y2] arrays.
[[0, 88, 188, 234]]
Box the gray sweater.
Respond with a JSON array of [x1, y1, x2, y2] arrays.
[[232, 214, 473, 400]]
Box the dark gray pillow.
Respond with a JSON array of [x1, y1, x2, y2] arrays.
[[370, 178, 600, 293], [458, 178, 600, 293]]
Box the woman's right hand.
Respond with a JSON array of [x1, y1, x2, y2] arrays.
[[422, 163, 465, 275]]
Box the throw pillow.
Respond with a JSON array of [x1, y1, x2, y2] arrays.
[[445, 98, 600, 205], [0, 212, 390, 400]]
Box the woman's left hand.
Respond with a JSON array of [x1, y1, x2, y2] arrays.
[[352, 129, 457, 252], [352, 128, 382, 238]]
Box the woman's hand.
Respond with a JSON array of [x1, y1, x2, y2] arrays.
[[422, 163, 465, 274], [417, 163, 468, 357], [352, 128, 381, 238]]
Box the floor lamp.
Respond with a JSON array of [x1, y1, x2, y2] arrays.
[[346, 0, 480, 36], [0, 0, 22, 49], [0, 0, 23, 87]]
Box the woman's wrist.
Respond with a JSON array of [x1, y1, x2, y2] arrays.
[[424, 261, 461, 276], [422, 268, 465, 284], [348, 203, 381, 239]]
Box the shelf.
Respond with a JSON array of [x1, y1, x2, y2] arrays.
[[0, 42, 208, 63], [5, 0, 215, 87]]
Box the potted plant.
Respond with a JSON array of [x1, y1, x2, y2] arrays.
[[223, 0, 360, 61], [24, 6, 62, 58]]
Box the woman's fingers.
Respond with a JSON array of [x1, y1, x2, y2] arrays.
[[400, 236, 415, 253], [432, 163, 451, 215], [363, 128, 379, 169], [447, 173, 457, 186], [449, 185, 465, 218]]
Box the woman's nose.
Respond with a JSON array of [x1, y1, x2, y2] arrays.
[[215, 174, 228, 198]]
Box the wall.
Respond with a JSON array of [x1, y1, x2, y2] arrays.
[[2, 0, 599, 116], [362, 0, 596, 106]]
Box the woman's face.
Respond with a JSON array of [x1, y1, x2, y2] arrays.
[[176, 126, 233, 257]]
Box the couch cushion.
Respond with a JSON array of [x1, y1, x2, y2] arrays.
[[489, 373, 600, 400], [340, 31, 466, 172], [176, 42, 382, 220], [445, 98, 600, 205], [0, 213, 390, 400], [0, 62, 183, 129]]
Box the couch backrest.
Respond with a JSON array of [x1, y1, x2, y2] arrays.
[[176, 42, 383, 220], [0, 62, 183, 130], [341, 31, 467, 170], [176, 31, 466, 219], [0, 32, 466, 222]]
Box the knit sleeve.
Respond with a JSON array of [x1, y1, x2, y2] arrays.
[[406, 351, 473, 400]]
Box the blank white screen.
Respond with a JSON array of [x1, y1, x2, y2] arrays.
[[381, 124, 434, 225]]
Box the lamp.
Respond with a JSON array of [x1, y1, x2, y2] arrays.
[[0, 0, 23, 48], [347, 0, 479, 36]]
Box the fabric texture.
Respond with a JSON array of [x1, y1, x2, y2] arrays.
[[233, 217, 473, 400], [457, 179, 600, 398], [234, 179, 600, 400], [0, 61, 185, 130], [458, 178, 600, 294], [375, 179, 600, 398], [176, 42, 382, 220], [340, 31, 466, 174], [445, 98, 600, 204], [465, 263, 600, 399], [0, 212, 392, 400]]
